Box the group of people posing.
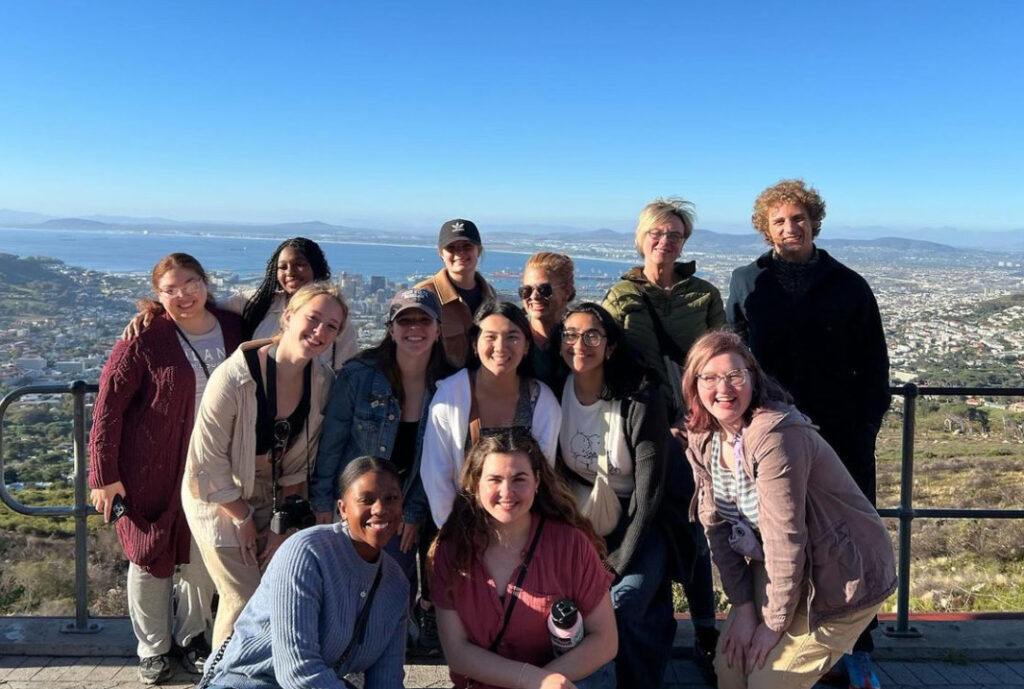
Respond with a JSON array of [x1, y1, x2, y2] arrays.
[[88, 178, 897, 689]]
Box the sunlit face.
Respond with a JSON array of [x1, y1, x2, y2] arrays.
[[696, 352, 753, 434], [338, 470, 402, 561], [276, 247, 314, 295], [521, 266, 570, 328], [475, 314, 528, 377], [642, 215, 686, 267], [282, 294, 345, 359], [156, 267, 209, 324], [388, 309, 439, 358], [476, 451, 538, 527], [439, 240, 481, 283], [560, 312, 611, 378], [767, 202, 815, 263]]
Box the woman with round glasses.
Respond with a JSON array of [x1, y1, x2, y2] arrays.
[[557, 302, 702, 688], [602, 197, 725, 417], [90, 253, 244, 683], [123, 237, 358, 371], [519, 252, 575, 388], [182, 282, 348, 648], [682, 331, 896, 689]]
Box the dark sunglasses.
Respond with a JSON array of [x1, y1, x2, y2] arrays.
[[518, 283, 554, 301]]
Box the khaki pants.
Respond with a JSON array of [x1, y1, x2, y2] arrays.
[[715, 562, 881, 689], [196, 497, 273, 648]]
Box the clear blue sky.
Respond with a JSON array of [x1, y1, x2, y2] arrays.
[[1, 1, 1021, 234]]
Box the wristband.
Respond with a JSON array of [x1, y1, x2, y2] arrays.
[[231, 503, 254, 528]]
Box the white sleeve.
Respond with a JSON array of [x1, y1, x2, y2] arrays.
[[421, 377, 463, 528], [531, 381, 561, 467]]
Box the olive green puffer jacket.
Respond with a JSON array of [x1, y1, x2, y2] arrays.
[[602, 261, 725, 414]]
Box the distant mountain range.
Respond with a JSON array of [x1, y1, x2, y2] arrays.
[[2, 208, 1022, 254]]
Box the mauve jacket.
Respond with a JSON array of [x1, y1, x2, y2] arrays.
[[89, 308, 244, 577], [686, 403, 897, 631]]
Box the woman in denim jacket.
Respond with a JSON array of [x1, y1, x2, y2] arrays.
[[312, 288, 452, 650]]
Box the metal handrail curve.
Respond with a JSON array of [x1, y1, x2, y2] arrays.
[[2, 380, 1024, 638]]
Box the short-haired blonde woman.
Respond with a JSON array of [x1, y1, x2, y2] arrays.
[[602, 197, 725, 417], [682, 331, 896, 689], [182, 282, 348, 648], [520, 251, 575, 388]]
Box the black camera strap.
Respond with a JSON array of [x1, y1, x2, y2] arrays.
[[488, 515, 545, 652], [336, 559, 384, 671]]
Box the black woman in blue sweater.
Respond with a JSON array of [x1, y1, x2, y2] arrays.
[[203, 457, 409, 689]]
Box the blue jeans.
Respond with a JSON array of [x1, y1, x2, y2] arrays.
[[610, 533, 676, 688], [575, 659, 617, 689], [680, 522, 717, 628]]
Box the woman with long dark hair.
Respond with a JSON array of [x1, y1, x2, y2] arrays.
[[682, 331, 896, 689], [182, 282, 348, 648], [431, 432, 617, 689], [90, 253, 244, 684], [420, 301, 560, 528], [557, 301, 703, 688], [202, 457, 409, 689]]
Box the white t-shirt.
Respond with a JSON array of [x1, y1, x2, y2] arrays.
[[176, 321, 227, 421], [559, 376, 634, 498]]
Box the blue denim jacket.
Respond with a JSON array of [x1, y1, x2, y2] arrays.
[[311, 358, 433, 524]]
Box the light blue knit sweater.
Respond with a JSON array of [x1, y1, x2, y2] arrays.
[[209, 523, 409, 689]]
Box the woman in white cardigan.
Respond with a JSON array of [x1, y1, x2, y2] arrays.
[[182, 282, 347, 648], [421, 301, 560, 529]]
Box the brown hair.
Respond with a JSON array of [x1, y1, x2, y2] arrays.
[[524, 251, 576, 301], [142, 252, 215, 312], [682, 331, 791, 434], [429, 431, 606, 592], [751, 179, 827, 244]]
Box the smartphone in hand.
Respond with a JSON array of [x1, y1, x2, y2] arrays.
[[110, 494, 128, 524]]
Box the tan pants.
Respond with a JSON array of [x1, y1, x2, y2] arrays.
[[715, 562, 881, 689], [196, 497, 273, 648]]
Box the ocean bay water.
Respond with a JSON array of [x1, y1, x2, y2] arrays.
[[0, 227, 632, 292]]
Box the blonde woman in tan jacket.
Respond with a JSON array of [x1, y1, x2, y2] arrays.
[[182, 282, 347, 648], [681, 331, 896, 689]]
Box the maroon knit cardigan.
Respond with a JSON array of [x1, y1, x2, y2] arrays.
[[88, 308, 244, 577]]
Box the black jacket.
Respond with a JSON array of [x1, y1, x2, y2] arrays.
[[726, 249, 891, 500]]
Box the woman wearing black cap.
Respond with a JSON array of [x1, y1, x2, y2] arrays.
[[415, 218, 496, 369]]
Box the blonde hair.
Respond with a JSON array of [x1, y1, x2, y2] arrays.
[[634, 197, 696, 255], [751, 179, 826, 244], [277, 281, 348, 334], [524, 252, 576, 301]]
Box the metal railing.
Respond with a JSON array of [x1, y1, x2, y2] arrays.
[[2, 380, 1024, 638], [880, 383, 1024, 638], [0, 381, 99, 633]]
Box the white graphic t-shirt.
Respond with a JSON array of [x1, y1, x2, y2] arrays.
[[559, 376, 634, 497]]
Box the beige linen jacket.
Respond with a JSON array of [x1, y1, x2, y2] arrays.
[[181, 340, 333, 547], [686, 403, 897, 632]]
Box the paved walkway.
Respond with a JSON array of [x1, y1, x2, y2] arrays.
[[2, 655, 1024, 688]]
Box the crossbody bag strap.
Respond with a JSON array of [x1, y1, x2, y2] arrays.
[[468, 371, 482, 447], [173, 322, 212, 379], [336, 560, 385, 670], [637, 291, 687, 363], [487, 515, 546, 652]]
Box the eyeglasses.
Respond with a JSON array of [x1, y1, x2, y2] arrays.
[[518, 283, 554, 301], [695, 368, 749, 389], [646, 230, 686, 244], [562, 328, 606, 347], [158, 279, 204, 299]]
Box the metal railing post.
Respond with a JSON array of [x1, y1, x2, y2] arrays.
[[886, 382, 921, 638], [63, 380, 100, 633]]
